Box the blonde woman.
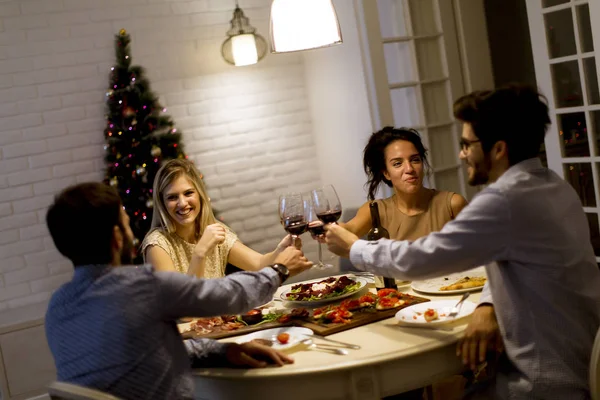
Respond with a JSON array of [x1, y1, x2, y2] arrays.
[[142, 159, 300, 278]]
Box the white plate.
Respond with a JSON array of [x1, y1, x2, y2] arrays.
[[410, 267, 487, 295], [235, 327, 314, 350], [395, 300, 477, 327], [279, 276, 369, 305]]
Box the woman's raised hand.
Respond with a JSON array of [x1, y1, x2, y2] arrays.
[[194, 224, 226, 258], [276, 234, 302, 251]]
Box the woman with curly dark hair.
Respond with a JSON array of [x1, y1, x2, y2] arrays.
[[342, 126, 468, 240]]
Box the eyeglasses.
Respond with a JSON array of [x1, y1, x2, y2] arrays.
[[459, 138, 481, 152]]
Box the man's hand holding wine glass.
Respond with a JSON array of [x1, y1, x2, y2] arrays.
[[324, 223, 359, 259]]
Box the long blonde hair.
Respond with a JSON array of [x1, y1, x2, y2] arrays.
[[150, 159, 216, 237]]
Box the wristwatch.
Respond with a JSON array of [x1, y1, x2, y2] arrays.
[[269, 263, 289, 284]]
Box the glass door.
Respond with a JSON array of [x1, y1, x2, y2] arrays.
[[526, 0, 600, 263]]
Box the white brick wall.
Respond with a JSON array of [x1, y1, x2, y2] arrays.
[[0, 0, 322, 326]]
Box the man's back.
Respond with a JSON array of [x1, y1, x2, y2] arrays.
[[487, 158, 600, 399], [46, 265, 194, 399]]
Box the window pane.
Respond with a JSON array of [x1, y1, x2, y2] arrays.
[[545, 8, 577, 58], [591, 111, 600, 157], [587, 213, 600, 257], [542, 0, 569, 7], [378, 0, 407, 38], [421, 81, 450, 124], [557, 112, 590, 157], [408, 0, 439, 36], [428, 125, 457, 168], [583, 57, 600, 104], [577, 4, 594, 53], [415, 37, 444, 80], [564, 163, 596, 207], [390, 86, 421, 127], [384, 42, 415, 84], [551, 60, 584, 108]]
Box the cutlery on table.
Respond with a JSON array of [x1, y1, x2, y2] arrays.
[[301, 339, 349, 355], [448, 292, 470, 318], [300, 334, 360, 349], [252, 338, 348, 355]]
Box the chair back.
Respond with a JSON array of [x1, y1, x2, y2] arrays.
[[48, 381, 121, 400], [591, 326, 600, 400]]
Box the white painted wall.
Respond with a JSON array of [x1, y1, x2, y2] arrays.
[[302, 0, 374, 212], [0, 0, 324, 327]]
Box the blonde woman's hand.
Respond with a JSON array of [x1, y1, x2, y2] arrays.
[[276, 235, 302, 252], [194, 224, 226, 258]]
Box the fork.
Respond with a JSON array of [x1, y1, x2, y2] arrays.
[[448, 292, 470, 318]]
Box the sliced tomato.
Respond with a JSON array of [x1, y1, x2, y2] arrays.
[[377, 288, 399, 298], [359, 294, 376, 304], [377, 296, 398, 308], [277, 333, 290, 344], [340, 299, 361, 311]]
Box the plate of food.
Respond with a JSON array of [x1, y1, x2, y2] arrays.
[[395, 300, 477, 327], [279, 275, 368, 305], [410, 267, 487, 295], [235, 327, 314, 350]]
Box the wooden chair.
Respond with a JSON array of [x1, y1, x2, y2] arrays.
[[48, 381, 121, 400], [591, 327, 600, 400]]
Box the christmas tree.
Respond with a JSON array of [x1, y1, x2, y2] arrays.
[[103, 29, 186, 251]]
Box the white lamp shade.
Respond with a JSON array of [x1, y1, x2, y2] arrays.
[[231, 34, 259, 66], [270, 0, 342, 53]]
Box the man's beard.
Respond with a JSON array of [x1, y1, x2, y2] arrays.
[[467, 154, 492, 186]]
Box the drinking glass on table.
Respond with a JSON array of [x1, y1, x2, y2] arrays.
[[311, 184, 342, 224], [307, 199, 332, 269], [281, 193, 309, 241]]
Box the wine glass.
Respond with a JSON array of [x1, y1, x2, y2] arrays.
[[278, 193, 294, 226], [307, 198, 332, 269], [311, 184, 342, 224], [281, 193, 308, 241]]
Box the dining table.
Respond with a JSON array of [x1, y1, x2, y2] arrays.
[[191, 275, 482, 400]]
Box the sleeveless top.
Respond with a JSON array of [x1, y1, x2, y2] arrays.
[[375, 190, 456, 241], [140, 223, 238, 278]]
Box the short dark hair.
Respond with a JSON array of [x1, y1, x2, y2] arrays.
[[363, 126, 430, 201], [453, 84, 550, 165], [46, 182, 122, 267]]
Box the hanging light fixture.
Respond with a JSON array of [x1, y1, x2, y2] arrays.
[[270, 0, 342, 53], [221, 1, 268, 67]]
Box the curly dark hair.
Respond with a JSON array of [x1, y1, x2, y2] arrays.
[[453, 84, 550, 165], [363, 126, 430, 201]]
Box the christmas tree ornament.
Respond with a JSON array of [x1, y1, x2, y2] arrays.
[[109, 177, 118, 186], [119, 28, 127, 36], [151, 146, 162, 157], [136, 166, 146, 176], [146, 199, 154, 208]]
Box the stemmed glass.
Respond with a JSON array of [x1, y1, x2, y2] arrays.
[[307, 199, 332, 269], [281, 193, 308, 241], [311, 184, 342, 225], [278, 193, 295, 226]]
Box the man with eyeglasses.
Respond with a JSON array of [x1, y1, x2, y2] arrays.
[[325, 84, 600, 399]]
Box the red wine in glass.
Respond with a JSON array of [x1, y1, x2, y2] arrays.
[[316, 210, 342, 224], [284, 216, 308, 236], [307, 221, 325, 236]]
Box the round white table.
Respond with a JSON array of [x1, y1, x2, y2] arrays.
[[192, 280, 481, 400]]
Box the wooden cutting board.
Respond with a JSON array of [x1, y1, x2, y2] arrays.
[[296, 295, 430, 336], [179, 294, 430, 339]]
